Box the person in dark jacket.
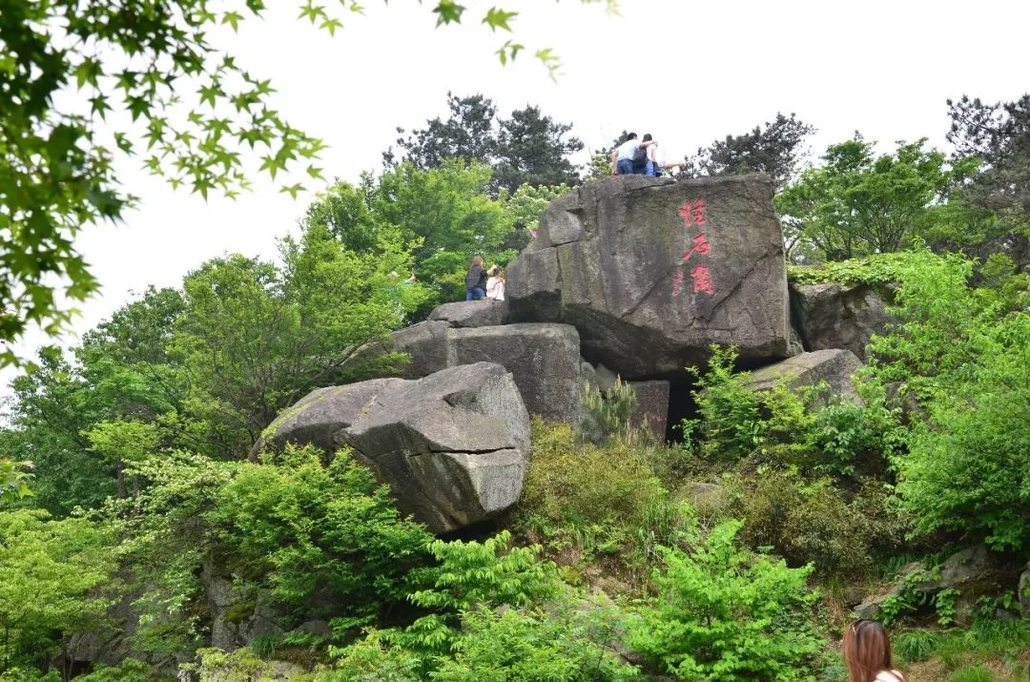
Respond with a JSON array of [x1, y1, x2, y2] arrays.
[[465, 256, 487, 301]]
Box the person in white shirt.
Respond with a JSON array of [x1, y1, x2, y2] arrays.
[[485, 266, 506, 301], [640, 133, 685, 177], [609, 132, 655, 176]]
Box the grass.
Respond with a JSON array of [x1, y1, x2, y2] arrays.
[[895, 620, 1030, 682]]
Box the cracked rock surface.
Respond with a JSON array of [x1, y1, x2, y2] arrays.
[[258, 362, 530, 533], [507, 174, 791, 377]]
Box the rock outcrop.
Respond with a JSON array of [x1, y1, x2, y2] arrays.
[[363, 321, 582, 424], [507, 175, 791, 377], [428, 299, 510, 328], [743, 349, 863, 403], [627, 380, 671, 440], [790, 282, 892, 361], [260, 362, 530, 533]]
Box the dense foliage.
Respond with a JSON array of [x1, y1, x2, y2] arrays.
[[0, 0, 609, 364], [2, 67, 1029, 679]]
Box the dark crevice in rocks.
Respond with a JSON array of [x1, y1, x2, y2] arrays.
[[665, 380, 700, 443]]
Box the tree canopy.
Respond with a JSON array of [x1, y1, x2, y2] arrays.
[[0, 0, 609, 366], [387, 92, 584, 195]]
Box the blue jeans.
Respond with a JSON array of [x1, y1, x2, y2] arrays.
[[616, 159, 633, 175], [466, 287, 486, 301]]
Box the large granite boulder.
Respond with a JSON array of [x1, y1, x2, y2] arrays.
[[260, 362, 530, 533], [743, 349, 863, 404], [790, 282, 892, 361], [362, 322, 582, 424], [428, 300, 510, 328], [507, 175, 791, 378]]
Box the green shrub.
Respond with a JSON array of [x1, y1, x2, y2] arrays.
[[865, 249, 1030, 550], [727, 469, 901, 577], [72, 659, 149, 682], [432, 600, 640, 682], [629, 520, 822, 681], [686, 346, 766, 463], [209, 445, 434, 628], [0, 510, 118, 671], [687, 347, 900, 479], [518, 421, 675, 566]]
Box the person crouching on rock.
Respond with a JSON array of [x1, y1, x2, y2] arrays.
[[486, 265, 506, 301], [843, 620, 906, 682], [465, 256, 487, 301]]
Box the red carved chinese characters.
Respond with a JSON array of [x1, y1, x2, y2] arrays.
[[691, 265, 714, 294], [677, 199, 708, 227], [682, 232, 711, 261], [673, 198, 714, 296]]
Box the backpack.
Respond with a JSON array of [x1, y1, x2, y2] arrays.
[[631, 145, 648, 171]]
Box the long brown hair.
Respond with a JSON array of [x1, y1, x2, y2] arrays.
[[843, 619, 894, 682]]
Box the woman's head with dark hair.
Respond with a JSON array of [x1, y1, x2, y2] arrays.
[[843, 620, 893, 682], [642, 133, 653, 142]]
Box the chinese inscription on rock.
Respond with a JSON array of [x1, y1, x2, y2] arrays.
[[672, 198, 714, 296]]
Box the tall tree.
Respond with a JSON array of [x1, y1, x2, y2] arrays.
[[685, 113, 815, 187], [173, 230, 424, 456], [947, 94, 1030, 215], [776, 136, 957, 261], [387, 93, 499, 171], [0, 0, 610, 365], [494, 105, 583, 192], [389, 94, 583, 194]]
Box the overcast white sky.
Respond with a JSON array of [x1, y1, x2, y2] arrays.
[[4, 0, 1030, 391]]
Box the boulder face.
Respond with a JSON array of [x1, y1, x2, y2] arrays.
[[790, 282, 892, 361], [507, 174, 791, 378], [743, 349, 863, 404], [428, 300, 509, 328], [260, 362, 530, 533], [366, 321, 583, 424]]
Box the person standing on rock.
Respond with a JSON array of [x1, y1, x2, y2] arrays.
[[465, 256, 487, 301], [486, 265, 506, 301], [843, 620, 906, 682]]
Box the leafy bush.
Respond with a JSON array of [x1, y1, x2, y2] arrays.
[[399, 530, 562, 657], [686, 347, 900, 479], [0, 510, 118, 671], [726, 469, 902, 577], [787, 251, 930, 287], [518, 420, 675, 566], [432, 599, 640, 682], [72, 659, 149, 682], [629, 520, 823, 681], [865, 249, 1030, 549], [209, 445, 435, 628], [325, 530, 594, 680]]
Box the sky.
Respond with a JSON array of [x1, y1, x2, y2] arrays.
[[4, 0, 1030, 392]]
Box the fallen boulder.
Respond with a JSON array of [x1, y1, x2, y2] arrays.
[[790, 282, 892, 361], [743, 349, 863, 404], [260, 362, 530, 533], [507, 174, 791, 378]]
